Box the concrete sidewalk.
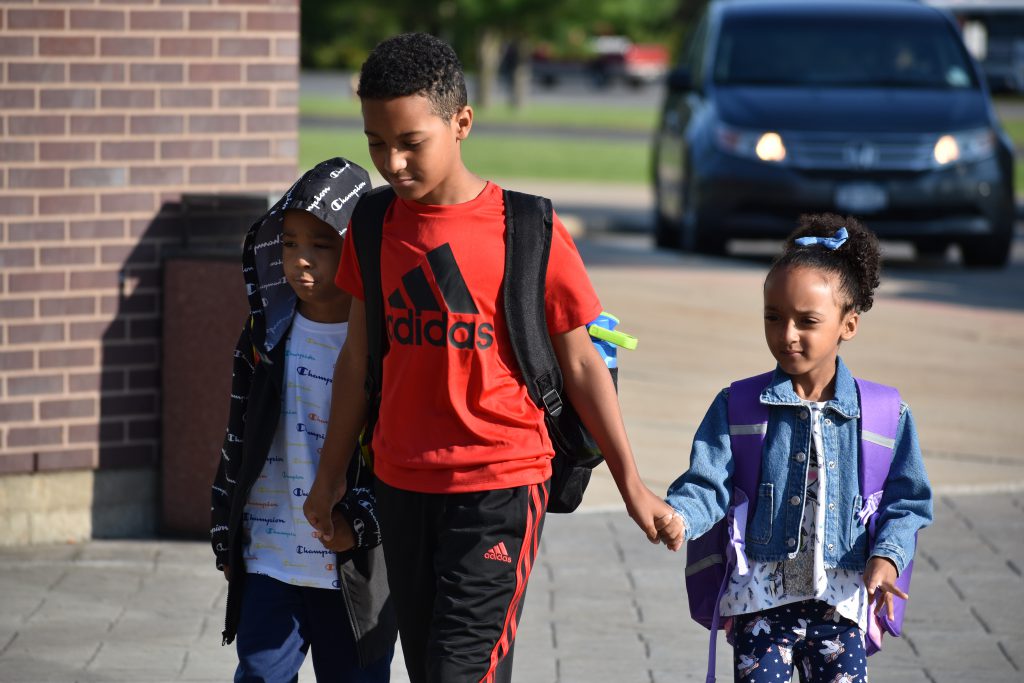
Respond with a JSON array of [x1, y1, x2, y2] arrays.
[[0, 490, 1021, 683], [2, 183, 1021, 682]]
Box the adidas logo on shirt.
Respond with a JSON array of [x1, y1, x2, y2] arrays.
[[386, 243, 494, 350], [483, 541, 513, 563]]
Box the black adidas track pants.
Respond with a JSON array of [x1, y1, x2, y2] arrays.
[[375, 478, 549, 683]]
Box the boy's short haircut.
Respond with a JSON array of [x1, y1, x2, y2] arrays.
[[357, 32, 468, 120]]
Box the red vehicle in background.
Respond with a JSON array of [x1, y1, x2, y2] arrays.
[[591, 36, 670, 88], [531, 36, 669, 89]]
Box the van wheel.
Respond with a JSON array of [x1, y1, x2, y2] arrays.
[[914, 240, 950, 261], [654, 208, 682, 249], [682, 208, 726, 255], [960, 223, 1013, 268]]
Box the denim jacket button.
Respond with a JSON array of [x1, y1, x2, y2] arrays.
[[787, 538, 797, 548], [795, 452, 806, 463], [789, 495, 801, 506], [828, 502, 836, 512], [828, 460, 836, 469], [799, 409, 809, 420], [824, 418, 832, 426], [827, 543, 835, 551]]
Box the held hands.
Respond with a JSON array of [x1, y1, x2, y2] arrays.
[[863, 556, 908, 621], [624, 484, 685, 552], [317, 508, 356, 553], [655, 509, 686, 552], [303, 474, 347, 543]]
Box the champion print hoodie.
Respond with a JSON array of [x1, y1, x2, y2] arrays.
[[209, 158, 396, 663]]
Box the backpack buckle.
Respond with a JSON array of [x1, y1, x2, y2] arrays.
[[541, 388, 563, 417]]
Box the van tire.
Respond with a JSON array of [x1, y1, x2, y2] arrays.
[[960, 223, 1013, 268], [682, 208, 726, 255], [655, 208, 682, 249]]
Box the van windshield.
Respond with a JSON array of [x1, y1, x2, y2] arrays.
[[713, 16, 978, 89]]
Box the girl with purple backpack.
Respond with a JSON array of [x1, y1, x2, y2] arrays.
[[661, 214, 933, 682]]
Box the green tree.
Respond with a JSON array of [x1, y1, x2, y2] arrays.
[[299, 0, 683, 107]]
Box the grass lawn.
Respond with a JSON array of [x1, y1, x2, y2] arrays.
[[300, 94, 658, 133], [1003, 118, 1024, 145], [1001, 119, 1024, 196], [300, 127, 651, 184]]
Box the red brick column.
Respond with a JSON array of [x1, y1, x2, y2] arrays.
[[0, 1, 299, 496]]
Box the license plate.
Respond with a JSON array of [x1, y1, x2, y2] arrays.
[[834, 183, 888, 214]]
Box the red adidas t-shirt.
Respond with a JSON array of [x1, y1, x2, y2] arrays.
[[336, 181, 601, 493]]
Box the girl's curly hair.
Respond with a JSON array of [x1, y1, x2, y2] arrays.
[[767, 213, 882, 313], [357, 33, 467, 120]]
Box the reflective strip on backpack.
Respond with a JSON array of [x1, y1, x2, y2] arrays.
[[729, 423, 768, 436], [685, 553, 724, 577], [862, 429, 896, 450]]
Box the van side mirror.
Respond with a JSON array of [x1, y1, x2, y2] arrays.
[[668, 67, 693, 93]]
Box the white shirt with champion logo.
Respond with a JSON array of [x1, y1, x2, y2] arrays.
[[720, 400, 869, 631], [242, 313, 347, 590]]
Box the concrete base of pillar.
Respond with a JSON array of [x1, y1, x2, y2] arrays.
[[0, 468, 157, 546]]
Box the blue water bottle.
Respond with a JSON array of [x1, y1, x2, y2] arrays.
[[586, 312, 637, 387]]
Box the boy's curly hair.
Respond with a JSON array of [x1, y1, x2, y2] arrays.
[[768, 213, 882, 313], [357, 33, 468, 121]]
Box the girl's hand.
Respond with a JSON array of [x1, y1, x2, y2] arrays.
[[655, 510, 686, 552], [863, 556, 908, 620], [624, 484, 685, 551]]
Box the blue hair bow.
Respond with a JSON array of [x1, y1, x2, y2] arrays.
[[794, 227, 848, 250]]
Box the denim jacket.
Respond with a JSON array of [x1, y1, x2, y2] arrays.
[[666, 358, 932, 575]]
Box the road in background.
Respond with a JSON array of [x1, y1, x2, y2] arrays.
[[300, 69, 664, 110], [301, 69, 1024, 126]]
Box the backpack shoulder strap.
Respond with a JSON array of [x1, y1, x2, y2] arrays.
[[727, 371, 773, 503], [349, 186, 395, 404], [501, 189, 565, 417], [855, 378, 901, 496]]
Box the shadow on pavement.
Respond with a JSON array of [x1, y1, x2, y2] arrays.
[[881, 253, 1024, 312], [579, 213, 1024, 313]]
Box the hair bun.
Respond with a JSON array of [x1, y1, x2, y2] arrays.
[[774, 213, 881, 313]]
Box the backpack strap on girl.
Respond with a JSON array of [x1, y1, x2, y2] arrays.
[[854, 378, 909, 655]]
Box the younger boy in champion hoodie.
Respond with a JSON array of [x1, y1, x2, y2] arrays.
[[210, 158, 395, 682]]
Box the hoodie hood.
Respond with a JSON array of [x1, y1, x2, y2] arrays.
[[241, 157, 371, 354]]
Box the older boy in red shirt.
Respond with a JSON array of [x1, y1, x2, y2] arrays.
[[304, 32, 680, 683]]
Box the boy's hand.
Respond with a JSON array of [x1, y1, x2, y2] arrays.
[[303, 475, 347, 543], [655, 510, 686, 552], [318, 508, 356, 553], [625, 485, 685, 551], [863, 556, 907, 620]]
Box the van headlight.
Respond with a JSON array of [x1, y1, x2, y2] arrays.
[[715, 124, 787, 163], [933, 128, 995, 166]]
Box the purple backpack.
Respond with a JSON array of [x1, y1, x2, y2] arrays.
[[685, 371, 913, 682]]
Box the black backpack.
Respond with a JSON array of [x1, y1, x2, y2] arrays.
[[350, 186, 609, 513]]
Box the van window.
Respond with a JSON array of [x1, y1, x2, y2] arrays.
[[712, 16, 978, 89]]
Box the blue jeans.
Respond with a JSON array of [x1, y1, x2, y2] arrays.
[[234, 573, 392, 683], [732, 600, 867, 683]]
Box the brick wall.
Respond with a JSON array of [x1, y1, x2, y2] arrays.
[[0, 0, 300, 542]]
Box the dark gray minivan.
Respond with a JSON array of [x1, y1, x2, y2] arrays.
[[652, 0, 1016, 266]]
